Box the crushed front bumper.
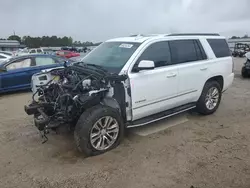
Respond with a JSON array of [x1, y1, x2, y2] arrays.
[[24, 103, 50, 131], [24, 103, 40, 115]]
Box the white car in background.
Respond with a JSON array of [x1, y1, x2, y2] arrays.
[[0, 51, 14, 56], [0, 53, 12, 63], [15, 48, 44, 56], [28, 48, 44, 54]]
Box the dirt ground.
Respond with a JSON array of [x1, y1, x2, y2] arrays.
[[1, 58, 250, 188]]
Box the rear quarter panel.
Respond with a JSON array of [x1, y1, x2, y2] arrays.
[[199, 38, 234, 94]]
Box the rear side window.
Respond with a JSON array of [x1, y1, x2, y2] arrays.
[[194, 40, 207, 60], [207, 39, 231, 58], [35, 57, 56, 66], [169, 40, 206, 64]]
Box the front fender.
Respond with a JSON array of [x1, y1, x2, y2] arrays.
[[101, 97, 121, 113]]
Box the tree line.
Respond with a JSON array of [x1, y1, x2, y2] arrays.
[[0, 35, 101, 48], [230, 34, 249, 39]]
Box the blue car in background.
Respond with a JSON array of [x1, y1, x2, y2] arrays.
[[0, 54, 74, 93]]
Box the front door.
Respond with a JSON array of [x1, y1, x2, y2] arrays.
[[128, 41, 179, 120], [0, 57, 34, 91]]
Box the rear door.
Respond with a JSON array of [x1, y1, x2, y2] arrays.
[[0, 57, 35, 91], [169, 39, 209, 104]]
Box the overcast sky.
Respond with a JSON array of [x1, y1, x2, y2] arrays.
[[1, 0, 250, 42]]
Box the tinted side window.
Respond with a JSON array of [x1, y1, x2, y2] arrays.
[[207, 39, 231, 58], [169, 40, 203, 64], [136, 41, 171, 68], [194, 40, 207, 60]]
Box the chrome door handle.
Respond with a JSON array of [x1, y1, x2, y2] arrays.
[[166, 73, 177, 78], [200, 67, 208, 71]]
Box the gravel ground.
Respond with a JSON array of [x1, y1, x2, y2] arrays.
[[1, 58, 250, 188]]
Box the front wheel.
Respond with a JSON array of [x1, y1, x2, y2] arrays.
[[196, 81, 222, 115], [74, 105, 124, 156]]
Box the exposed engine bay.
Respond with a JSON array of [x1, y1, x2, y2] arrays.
[[24, 62, 127, 141]]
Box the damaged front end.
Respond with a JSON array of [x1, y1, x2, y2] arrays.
[[24, 62, 127, 141]]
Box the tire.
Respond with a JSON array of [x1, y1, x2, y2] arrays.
[[196, 81, 222, 115], [241, 67, 248, 78], [74, 105, 124, 156]]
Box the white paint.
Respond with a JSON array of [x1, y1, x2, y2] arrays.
[[121, 34, 234, 121]]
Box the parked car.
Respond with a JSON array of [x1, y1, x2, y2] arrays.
[[61, 47, 80, 52], [25, 33, 234, 156], [0, 53, 12, 63], [241, 52, 250, 78], [28, 48, 44, 54], [13, 48, 29, 56], [69, 54, 87, 62], [43, 48, 56, 55], [0, 54, 74, 93], [232, 43, 250, 57], [14, 48, 44, 56], [0, 51, 14, 56], [56, 50, 80, 58]]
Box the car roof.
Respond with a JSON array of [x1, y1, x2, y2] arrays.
[[107, 36, 155, 43], [106, 33, 225, 43], [0, 54, 67, 66], [14, 54, 57, 59]]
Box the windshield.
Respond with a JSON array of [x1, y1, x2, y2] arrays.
[[81, 41, 141, 73]]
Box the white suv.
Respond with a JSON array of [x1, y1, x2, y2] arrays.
[[25, 33, 234, 156]]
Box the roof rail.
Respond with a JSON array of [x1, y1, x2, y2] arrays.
[[167, 33, 220, 36], [129, 34, 169, 37]]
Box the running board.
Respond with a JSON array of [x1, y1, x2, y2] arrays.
[[127, 103, 196, 128]]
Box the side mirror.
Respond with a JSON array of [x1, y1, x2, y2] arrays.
[[137, 60, 155, 71]]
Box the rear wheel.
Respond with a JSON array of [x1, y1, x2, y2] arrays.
[[196, 81, 222, 115], [74, 105, 124, 156]]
